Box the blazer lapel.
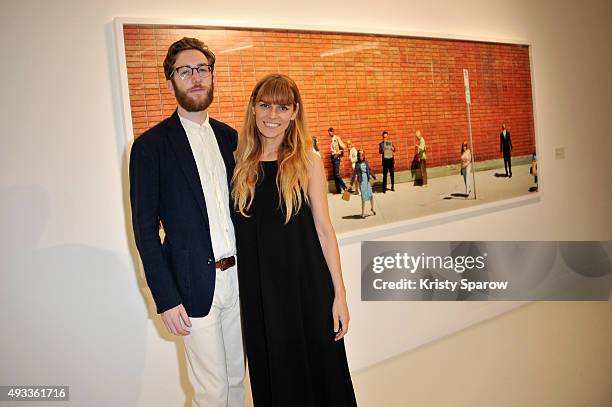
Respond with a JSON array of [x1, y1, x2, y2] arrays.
[[209, 118, 235, 188], [209, 118, 237, 222], [165, 111, 211, 235]]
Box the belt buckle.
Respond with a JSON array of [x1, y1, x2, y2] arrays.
[[217, 256, 234, 271]]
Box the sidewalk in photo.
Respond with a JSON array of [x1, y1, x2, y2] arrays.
[[328, 164, 537, 234]]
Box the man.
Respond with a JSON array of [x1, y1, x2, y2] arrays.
[[378, 130, 396, 192], [129, 37, 244, 407], [500, 123, 513, 178], [329, 127, 347, 194], [347, 139, 359, 194]]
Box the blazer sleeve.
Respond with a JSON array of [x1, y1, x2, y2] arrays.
[[129, 140, 182, 314]]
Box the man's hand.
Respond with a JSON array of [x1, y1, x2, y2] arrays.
[[161, 304, 192, 336]]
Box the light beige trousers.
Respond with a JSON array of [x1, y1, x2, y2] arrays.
[[183, 265, 245, 407]]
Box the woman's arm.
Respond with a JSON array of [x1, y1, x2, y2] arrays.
[[307, 154, 350, 341], [367, 161, 376, 179]]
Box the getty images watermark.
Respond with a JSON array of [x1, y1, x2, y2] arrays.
[[361, 242, 612, 301]]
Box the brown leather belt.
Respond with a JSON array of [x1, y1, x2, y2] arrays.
[[215, 256, 235, 271]]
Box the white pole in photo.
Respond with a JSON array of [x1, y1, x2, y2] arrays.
[[463, 68, 477, 199]]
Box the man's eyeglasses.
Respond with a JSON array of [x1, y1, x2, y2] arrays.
[[170, 64, 213, 80]]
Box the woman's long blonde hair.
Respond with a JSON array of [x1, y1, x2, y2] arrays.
[[232, 74, 313, 223]]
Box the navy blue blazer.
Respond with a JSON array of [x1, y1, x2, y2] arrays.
[[129, 110, 237, 317]]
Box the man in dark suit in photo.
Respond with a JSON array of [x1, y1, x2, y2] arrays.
[[129, 37, 244, 407], [500, 123, 513, 178], [379, 130, 396, 192]]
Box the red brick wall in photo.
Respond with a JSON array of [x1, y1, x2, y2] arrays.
[[124, 25, 535, 178]]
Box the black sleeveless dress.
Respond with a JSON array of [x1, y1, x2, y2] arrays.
[[235, 160, 357, 407]]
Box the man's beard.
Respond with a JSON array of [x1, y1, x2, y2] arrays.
[[173, 79, 214, 112]]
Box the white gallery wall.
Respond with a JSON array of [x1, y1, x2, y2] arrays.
[[1, 0, 611, 406]]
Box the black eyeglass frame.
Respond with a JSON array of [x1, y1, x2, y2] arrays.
[[170, 64, 214, 80]]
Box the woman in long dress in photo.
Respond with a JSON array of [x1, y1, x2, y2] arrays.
[[415, 130, 428, 186], [461, 140, 473, 196], [232, 73, 357, 406]]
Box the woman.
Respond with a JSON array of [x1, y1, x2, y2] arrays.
[[347, 140, 359, 194], [232, 73, 357, 406], [460, 141, 473, 196], [352, 149, 376, 218], [312, 135, 321, 157], [415, 130, 428, 187]]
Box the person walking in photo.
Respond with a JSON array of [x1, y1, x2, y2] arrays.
[[352, 149, 376, 219], [232, 74, 357, 407], [378, 130, 396, 192], [329, 127, 348, 194], [129, 37, 244, 407], [500, 123, 513, 178]]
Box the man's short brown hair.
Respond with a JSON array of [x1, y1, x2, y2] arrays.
[[163, 37, 216, 80]]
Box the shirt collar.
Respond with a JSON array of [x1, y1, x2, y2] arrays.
[[178, 111, 211, 131]]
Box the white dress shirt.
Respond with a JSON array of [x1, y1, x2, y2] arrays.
[[179, 113, 236, 261]]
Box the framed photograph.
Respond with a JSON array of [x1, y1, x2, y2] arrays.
[[114, 18, 539, 241], [113, 18, 540, 373]]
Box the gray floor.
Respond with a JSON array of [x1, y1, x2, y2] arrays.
[[328, 164, 537, 234]]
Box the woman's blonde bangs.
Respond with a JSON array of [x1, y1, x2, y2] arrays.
[[254, 76, 296, 107]]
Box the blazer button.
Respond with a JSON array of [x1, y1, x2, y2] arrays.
[[207, 259, 212, 265]]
